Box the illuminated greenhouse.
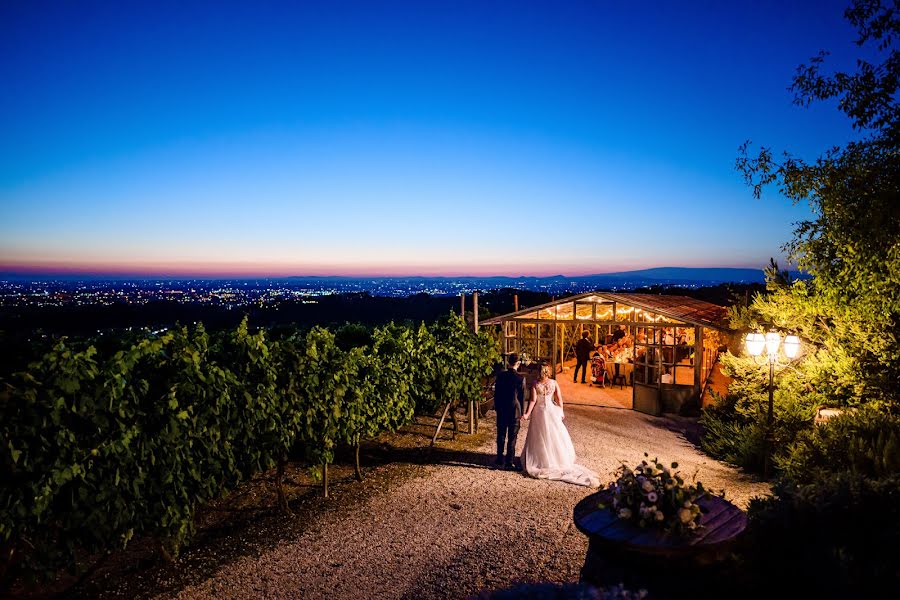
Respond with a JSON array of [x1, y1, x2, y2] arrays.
[[481, 293, 730, 416]]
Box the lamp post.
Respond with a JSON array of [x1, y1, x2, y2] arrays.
[[745, 331, 800, 479]]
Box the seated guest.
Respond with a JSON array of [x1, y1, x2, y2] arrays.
[[660, 368, 673, 384], [590, 352, 606, 387]]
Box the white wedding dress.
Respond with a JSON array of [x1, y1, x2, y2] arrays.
[[522, 378, 600, 487]]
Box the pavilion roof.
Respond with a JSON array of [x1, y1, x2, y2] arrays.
[[480, 292, 730, 330]]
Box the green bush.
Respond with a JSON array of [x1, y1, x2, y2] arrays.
[[776, 406, 900, 483], [409, 315, 498, 415], [742, 473, 900, 598], [700, 391, 766, 472], [699, 351, 817, 474]]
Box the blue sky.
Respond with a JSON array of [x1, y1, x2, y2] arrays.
[[0, 0, 861, 276]]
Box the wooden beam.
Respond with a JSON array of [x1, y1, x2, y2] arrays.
[[474, 291, 479, 333], [694, 326, 703, 400], [432, 402, 453, 446], [551, 323, 558, 378]]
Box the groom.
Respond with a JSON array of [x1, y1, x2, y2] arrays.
[[493, 353, 527, 470]]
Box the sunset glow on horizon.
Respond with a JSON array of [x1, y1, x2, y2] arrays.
[[0, 256, 769, 279]]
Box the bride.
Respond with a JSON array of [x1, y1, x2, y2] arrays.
[[521, 362, 600, 487]]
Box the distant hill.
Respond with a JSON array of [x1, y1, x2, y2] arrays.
[[284, 267, 769, 284], [582, 267, 768, 284]]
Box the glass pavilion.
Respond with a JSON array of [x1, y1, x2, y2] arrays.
[[480, 293, 729, 416]]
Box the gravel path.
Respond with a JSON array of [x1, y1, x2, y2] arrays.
[[166, 405, 769, 600]]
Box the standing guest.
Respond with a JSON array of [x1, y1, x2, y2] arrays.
[[573, 331, 594, 384], [611, 325, 627, 343], [493, 353, 527, 470], [674, 329, 688, 361]]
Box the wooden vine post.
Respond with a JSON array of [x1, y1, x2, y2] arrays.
[[354, 435, 363, 482], [276, 458, 291, 513], [431, 399, 459, 446]]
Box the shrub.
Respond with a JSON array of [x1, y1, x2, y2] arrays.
[[776, 405, 900, 483], [699, 350, 818, 474], [700, 394, 766, 473], [742, 473, 900, 598]]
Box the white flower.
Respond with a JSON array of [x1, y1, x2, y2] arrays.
[[655, 510, 665, 521], [683, 500, 693, 508], [618, 508, 633, 520], [641, 480, 654, 493], [647, 492, 658, 503], [678, 508, 693, 524]]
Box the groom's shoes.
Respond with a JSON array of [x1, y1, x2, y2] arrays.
[[504, 462, 521, 471]]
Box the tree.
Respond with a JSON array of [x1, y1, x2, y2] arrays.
[[735, 0, 900, 407], [704, 0, 900, 474]]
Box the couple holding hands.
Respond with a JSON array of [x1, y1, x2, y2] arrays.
[[493, 354, 599, 488]]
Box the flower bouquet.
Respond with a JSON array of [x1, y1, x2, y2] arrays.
[[599, 453, 709, 535]]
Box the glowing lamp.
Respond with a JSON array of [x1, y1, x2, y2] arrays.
[[783, 335, 800, 359], [745, 332, 765, 356], [765, 331, 781, 356]]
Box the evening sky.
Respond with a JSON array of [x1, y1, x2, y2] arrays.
[[0, 0, 861, 277]]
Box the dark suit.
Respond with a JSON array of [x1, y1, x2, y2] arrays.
[[493, 367, 526, 465], [574, 337, 594, 383]]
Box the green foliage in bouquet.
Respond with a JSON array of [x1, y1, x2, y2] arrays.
[[600, 454, 710, 535]]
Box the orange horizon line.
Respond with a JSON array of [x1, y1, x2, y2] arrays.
[[0, 262, 768, 279]]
